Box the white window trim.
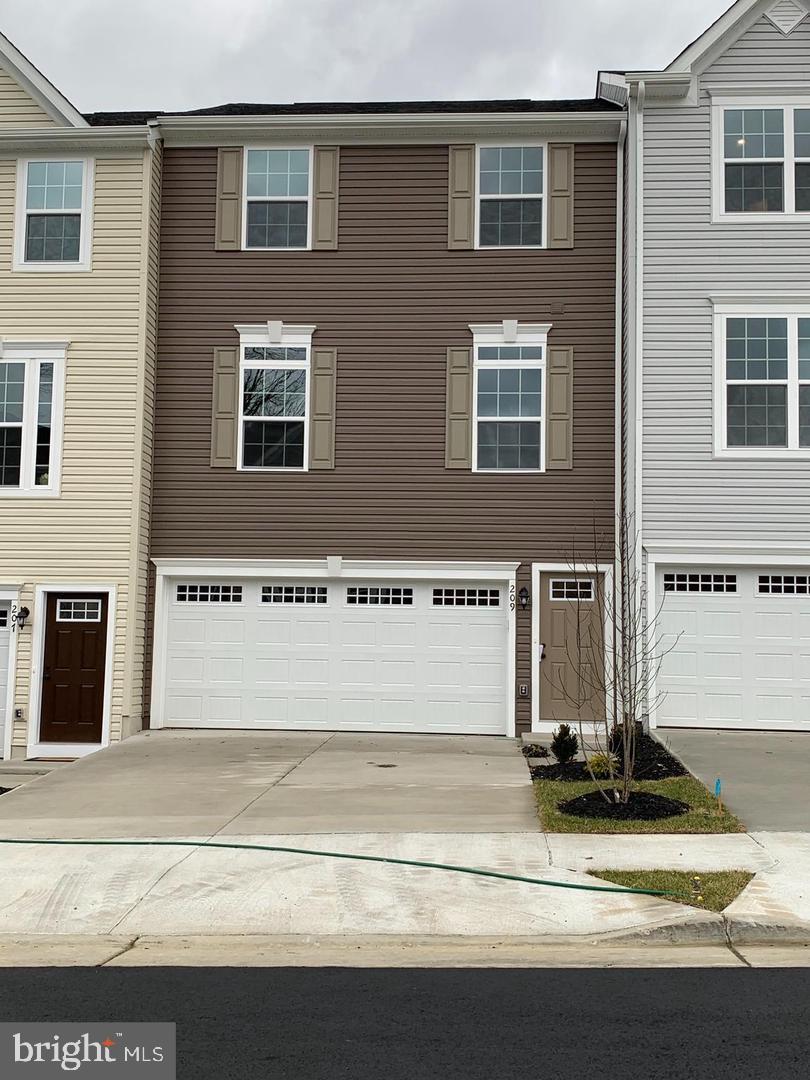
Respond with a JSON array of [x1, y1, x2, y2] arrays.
[[711, 99, 810, 223], [469, 322, 551, 474], [235, 323, 316, 473], [474, 141, 548, 250], [713, 303, 810, 459], [0, 341, 66, 497], [13, 157, 94, 272], [241, 145, 313, 252]]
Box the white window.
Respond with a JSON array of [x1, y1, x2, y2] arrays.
[[56, 599, 102, 622], [476, 144, 545, 248], [758, 574, 810, 595], [550, 579, 594, 601], [714, 306, 810, 457], [263, 585, 328, 605], [14, 158, 93, 271], [176, 585, 243, 603], [0, 344, 65, 497], [243, 148, 312, 250], [432, 588, 500, 607], [236, 324, 316, 472], [713, 102, 810, 220], [470, 323, 549, 472], [346, 586, 414, 606], [663, 573, 737, 594]]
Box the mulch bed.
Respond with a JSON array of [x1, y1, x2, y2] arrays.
[[558, 790, 690, 821], [529, 730, 689, 782]]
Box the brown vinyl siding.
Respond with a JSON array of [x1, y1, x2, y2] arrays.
[[151, 142, 617, 733]]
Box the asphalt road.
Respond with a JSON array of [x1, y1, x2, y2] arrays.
[[0, 967, 808, 1078]]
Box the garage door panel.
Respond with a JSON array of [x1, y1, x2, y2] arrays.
[[658, 566, 810, 730], [162, 577, 509, 734]]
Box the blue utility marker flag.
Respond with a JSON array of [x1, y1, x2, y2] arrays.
[[715, 778, 722, 798]]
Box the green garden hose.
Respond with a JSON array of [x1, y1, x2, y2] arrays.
[[0, 837, 677, 896]]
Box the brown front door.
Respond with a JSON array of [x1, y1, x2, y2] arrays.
[[539, 574, 606, 724], [39, 593, 108, 744]]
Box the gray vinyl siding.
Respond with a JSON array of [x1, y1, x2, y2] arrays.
[[642, 15, 810, 545]]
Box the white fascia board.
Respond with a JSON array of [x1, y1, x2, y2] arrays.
[[152, 112, 624, 147], [0, 30, 88, 127], [664, 0, 765, 73], [0, 126, 153, 155]]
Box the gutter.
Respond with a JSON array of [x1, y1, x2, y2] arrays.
[[633, 81, 645, 584], [0, 125, 154, 153]]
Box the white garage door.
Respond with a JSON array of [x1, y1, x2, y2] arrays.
[[657, 567, 810, 731], [160, 578, 510, 734]]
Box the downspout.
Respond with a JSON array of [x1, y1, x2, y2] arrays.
[[634, 81, 645, 586], [613, 118, 627, 731]]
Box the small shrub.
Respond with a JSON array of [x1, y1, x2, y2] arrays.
[[550, 723, 579, 765], [587, 751, 619, 778], [534, 745, 550, 759]]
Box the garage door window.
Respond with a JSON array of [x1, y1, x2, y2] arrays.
[[758, 574, 810, 595], [262, 585, 327, 604], [432, 588, 500, 606], [176, 585, 243, 603], [346, 586, 414, 606], [240, 347, 308, 471], [663, 573, 737, 593]]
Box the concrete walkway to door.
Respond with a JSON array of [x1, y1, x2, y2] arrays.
[[0, 730, 539, 839]]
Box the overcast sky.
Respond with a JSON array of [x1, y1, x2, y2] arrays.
[[2, 0, 732, 113]]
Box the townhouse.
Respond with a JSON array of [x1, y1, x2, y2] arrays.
[[615, 0, 810, 731], [143, 100, 623, 737], [0, 34, 160, 758]]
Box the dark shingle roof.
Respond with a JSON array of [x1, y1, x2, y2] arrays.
[[83, 97, 620, 125]]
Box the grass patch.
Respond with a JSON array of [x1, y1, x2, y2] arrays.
[[533, 776, 745, 834], [587, 869, 754, 912]]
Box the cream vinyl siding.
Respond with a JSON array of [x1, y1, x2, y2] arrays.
[[0, 149, 158, 749], [642, 15, 810, 545], [0, 68, 57, 127]]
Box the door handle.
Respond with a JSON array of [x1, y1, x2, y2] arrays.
[[539, 643, 547, 662], [42, 671, 51, 680]]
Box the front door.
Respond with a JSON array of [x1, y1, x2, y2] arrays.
[[538, 573, 606, 724], [39, 594, 108, 744]]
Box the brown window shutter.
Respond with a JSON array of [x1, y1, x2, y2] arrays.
[[310, 347, 337, 469], [445, 347, 473, 468], [215, 147, 243, 250], [546, 345, 573, 470], [312, 147, 339, 250], [211, 347, 239, 467], [547, 143, 574, 249], [448, 145, 475, 249]]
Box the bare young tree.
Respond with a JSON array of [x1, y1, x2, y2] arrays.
[[547, 512, 680, 806]]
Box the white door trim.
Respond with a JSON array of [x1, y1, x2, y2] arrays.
[[150, 559, 519, 737], [646, 550, 810, 730], [27, 583, 115, 758], [530, 561, 614, 732], [0, 587, 20, 761]]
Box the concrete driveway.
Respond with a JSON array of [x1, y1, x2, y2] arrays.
[[0, 730, 538, 839], [658, 729, 810, 832]]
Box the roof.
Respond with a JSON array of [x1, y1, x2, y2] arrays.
[[84, 97, 621, 126]]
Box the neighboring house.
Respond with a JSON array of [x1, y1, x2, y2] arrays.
[[0, 33, 160, 758], [612, 0, 810, 732], [143, 100, 623, 737]]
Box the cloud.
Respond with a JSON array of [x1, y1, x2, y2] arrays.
[[2, 0, 733, 112]]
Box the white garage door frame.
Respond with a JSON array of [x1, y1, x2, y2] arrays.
[[647, 546, 810, 731], [150, 557, 520, 736]]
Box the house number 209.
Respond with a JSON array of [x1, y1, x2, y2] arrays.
[[509, 584, 516, 612]]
